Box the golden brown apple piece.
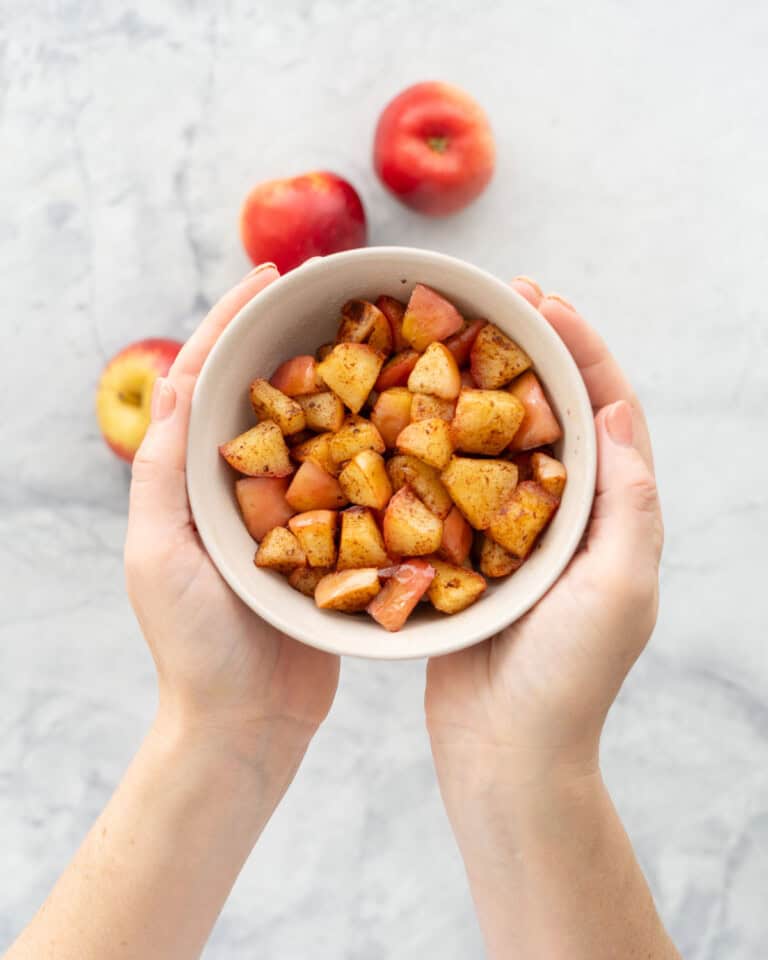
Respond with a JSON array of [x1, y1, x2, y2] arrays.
[[395, 417, 454, 470], [488, 481, 559, 558], [290, 432, 341, 476], [531, 452, 567, 499], [287, 565, 332, 597], [410, 394, 455, 422], [407, 342, 461, 399], [478, 535, 523, 578], [285, 460, 348, 512], [367, 559, 436, 632], [254, 526, 306, 573], [370, 388, 413, 448], [441, 456, 519, 530], [387, 455, 453, 519], [507, 372, 563, 452], [249, 379, 307, 436], [470, 322, 532, 389], [219, 421, 294, 477], [383, 485, 443, 556], [338, 450, 393, 511], [402, 283, 464, 352], [235, 477, 295, 541], [428, 559, 487, 614], [336, 299, 393, 355], [316, 342, 385, 414], [314, 568, 381, 612], [296, 391, 345, 433], [451, 389, 525, 455], [287, 510, 338, 567], [329, 415, 386, 464], [376, 295, 409, 351], [336, 507, 390, 569]]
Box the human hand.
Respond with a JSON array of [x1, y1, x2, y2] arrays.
[[125, 265, 339, 773], [426, 279, 664, 790]]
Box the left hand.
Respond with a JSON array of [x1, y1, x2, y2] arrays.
[[125, 264, 339, 771]]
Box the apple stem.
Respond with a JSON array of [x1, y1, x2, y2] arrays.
[[427, 136, 449, 153], [118, 389, 143, 407]]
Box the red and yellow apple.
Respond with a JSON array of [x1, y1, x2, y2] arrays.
[[373, 82, 495, 216], [96, 338, 182, 461], [240, 171, 367, 273]]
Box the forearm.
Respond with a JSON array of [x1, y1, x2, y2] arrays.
[[435, 747, 680, 960], [7, 715, 309, 960]]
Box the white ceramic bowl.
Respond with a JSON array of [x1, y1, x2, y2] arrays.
[[187, 247, 596, 659]]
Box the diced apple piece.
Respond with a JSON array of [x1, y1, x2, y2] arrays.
[[383, 486, 443, 556], [235, 477, 295, 541], [444, 318, 487, 368], [296, 391, 345, 433], [410, 394, 455, 422], [336, 299, 393, 355], [427, 559, 487, 614], [316, 342, 384, 414], [316, 342, 334, 361], [315, 568, 381, 612], [470, 323, 532, 389], [337, 507, 390, 569], [287, 510, 338, 567], [442, 456, 519, 530], [451, 389, 525, 455], [370, 388, 413, 448], [286, 429, 313, 447], [402, 283, 464, 352], [338, 450, 393, 510], [290, 432, 340, 476], [285, 460, 348, 512], [531, 452, 567, 499], [407, 342, 461, 399], [460, 369, 477, 389], [478, 535, 523, 578], [254, 526, 306, 573], [376, 295, 409, 351], [396, 417, 453, 470], [288, 565, 332, 597], [367, 559, 435, 632], [270, 355, 320, 396], [488, 481, 559, 558], [249, 379, 306, 436], [219, 422, 294, 477], [507, 372, 563, 451], [375, 349, 419, 391], [438, 505, 473, 565], [387, 455, 453, 519], [329, 415, 386, 464]]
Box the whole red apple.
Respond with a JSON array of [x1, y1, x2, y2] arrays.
[[240, 171, 367, 273], [373, 82, 495, 216], [96, 338, 182, 462]]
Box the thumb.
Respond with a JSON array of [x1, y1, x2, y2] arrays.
[[589, 401, 664, 572]]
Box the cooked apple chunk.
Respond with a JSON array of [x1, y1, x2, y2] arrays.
[[285, 460, 348, 512], [235, 477, 295, 541], [488, 481, 559, 558], [290, 432, 340, 476], [297, 391, 345, 433], [441, 456, 519, 530], [287, 510, 338, 567], [402, 283, 464, 352], [507, 372, 563, 451], [249, 379, 306, 436], [383, 486, 443, 556], [427, 559, 487, 614], [219, 421, 294, 477], [316, 342, 384, 413], [367, 559, 435, 632], [478, 535, 523, 578], [336, 298, 393, 355], [470, 322, 532, 389], [338, 450, 393, 510], [407, 342, 461, 399], [451, 389, 525, 455], [337, 507, 390, 569], [376, 295, 408, 351], [438, 505, 473, 565], [387, 455, 453, 519], [444, 318, 487, 367], [329, 415, 386, 464], [396, 417, 453, 470], [315, 568, 381, 612], [288, 565, 331, 597], [254, 526, 306, 573], [410, 393, 455, 422], [375, 349, 420, 391], [531, 452, 567, 499], [370, 388, 413, 448], [270, 355, 320, 396]]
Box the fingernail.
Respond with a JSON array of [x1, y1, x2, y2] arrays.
[[244, 262, 278, 280], [605, 401, 633, 447], [513, 275, 542, 297], [151, 377, 176, 422], [543, 292, 576, 312]]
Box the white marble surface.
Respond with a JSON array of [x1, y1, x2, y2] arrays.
[[1, 1, 766, 956]]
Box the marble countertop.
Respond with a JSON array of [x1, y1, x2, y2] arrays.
[[1, 1, 766, 957]]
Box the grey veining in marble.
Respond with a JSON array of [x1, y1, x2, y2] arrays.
[[1, 1, 767, 957]]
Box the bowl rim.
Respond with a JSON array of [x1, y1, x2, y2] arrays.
[[187, 246, 597, 659]]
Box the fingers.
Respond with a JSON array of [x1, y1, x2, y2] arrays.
[[128, 265, 280, 536], [511, 276, 543, 308], [588, 401, 664, 575]]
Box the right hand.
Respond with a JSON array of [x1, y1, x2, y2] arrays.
[[426, 281, 664, 789]]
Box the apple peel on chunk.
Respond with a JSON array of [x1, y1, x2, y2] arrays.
[[507, 372, 563, 452], [270, 355, 320, 396], [402, 284, 464, 352], [285, 459, 348, 512], [367, 559, 435, 632], [235, 477, 295, 541]]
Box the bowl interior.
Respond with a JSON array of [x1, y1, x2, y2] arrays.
[[187, 247, 596, 659]]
